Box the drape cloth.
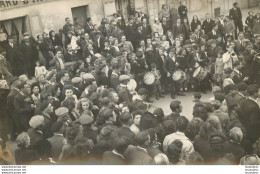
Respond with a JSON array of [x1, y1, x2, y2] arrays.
[[13, 18, 23, 43], [2, 20, 12, 35]]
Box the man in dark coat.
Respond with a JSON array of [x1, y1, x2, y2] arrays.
[[102, 136, 130, 165], [239, 84, 260, 153], [125, 131, 154, 164], [38, 35, 53, 69], [113, 112, 135, 144], [164, 100, 182, 122], [133, 24, 145, 51], [142, 18, 152, 40], [6, 78, 20, 140], [63, 18, 73, 35], [20, 35, 37, 78], [40, 101, 55, 139], [202, 14, 215, 35], [117, 75, 133, 107], [47, 121, 66, 161], [14, 82, 33, 133], [169, 5, 178, 29], [178, 1, 188, 22], [5, 36, 24, 76], [229, 2, 243, 37], [172, 18, 184, 38]]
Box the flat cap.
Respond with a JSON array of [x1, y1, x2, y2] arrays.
[[82, 73, 95, 80], [119, 74, 130, 82], [29, 115, 44, 128], [55, 107, 69, 117], [79, 114, 94, 125], [71, 77, 82, 84]]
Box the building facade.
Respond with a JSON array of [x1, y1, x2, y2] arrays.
[[0, 0, 258, 41]]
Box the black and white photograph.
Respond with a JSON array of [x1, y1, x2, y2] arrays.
[[0, 0, 260, 169]]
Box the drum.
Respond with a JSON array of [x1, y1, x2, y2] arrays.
[[193, 66, 208, 81], [144, 72, 155, 85], [127, 79, 137, 92], [172, 70, 186, 83]]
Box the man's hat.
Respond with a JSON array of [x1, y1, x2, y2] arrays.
[[71, 77, 82, 84], [79, 114, 94, 125], [55, 107, 69, 117], [119, 74, 130, 82]]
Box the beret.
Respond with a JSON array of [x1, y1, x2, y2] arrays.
[[79, 114, 94, 125], [170, 100, 181, 109], [208, 39, 216, 45], [29, 115, 44, 128], [209, 132, 226, 145], [224, 67, 233, 74], [51, 121, 63, 133], [71, 77, 82, 84], [82, 73, 95, 80], [94, 53, 102, 58], [119, 74, 130, 82], [236, 82, 247, 91], [136, 51, 143, 58], [55, 107, 69, 117], [210, 100, 221, 107], [19, 74, 28, 82]]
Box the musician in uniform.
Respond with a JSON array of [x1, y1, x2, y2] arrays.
[[165, 49, 180, 99], [117, 75, 133, 108], [150, 63, 163, 100]]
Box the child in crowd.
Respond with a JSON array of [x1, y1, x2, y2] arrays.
[[215, 51, 224, 86], [35, 61, 47, 78]]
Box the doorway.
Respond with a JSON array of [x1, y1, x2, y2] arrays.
[[71, 5, 89, 27], [0, 16, 28, 43]]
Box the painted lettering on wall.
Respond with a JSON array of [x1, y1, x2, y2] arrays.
[[0, 0, 45, 9]]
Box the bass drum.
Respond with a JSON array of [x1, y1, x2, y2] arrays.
[[172, 70, 187, 83], [193, 66, 208, 81], [143, 72, 155, 85]]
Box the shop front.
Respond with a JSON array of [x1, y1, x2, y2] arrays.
[[0, 0, 104, 40]]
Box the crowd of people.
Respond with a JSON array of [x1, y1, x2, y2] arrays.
[[0, 1, 260, 165]]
